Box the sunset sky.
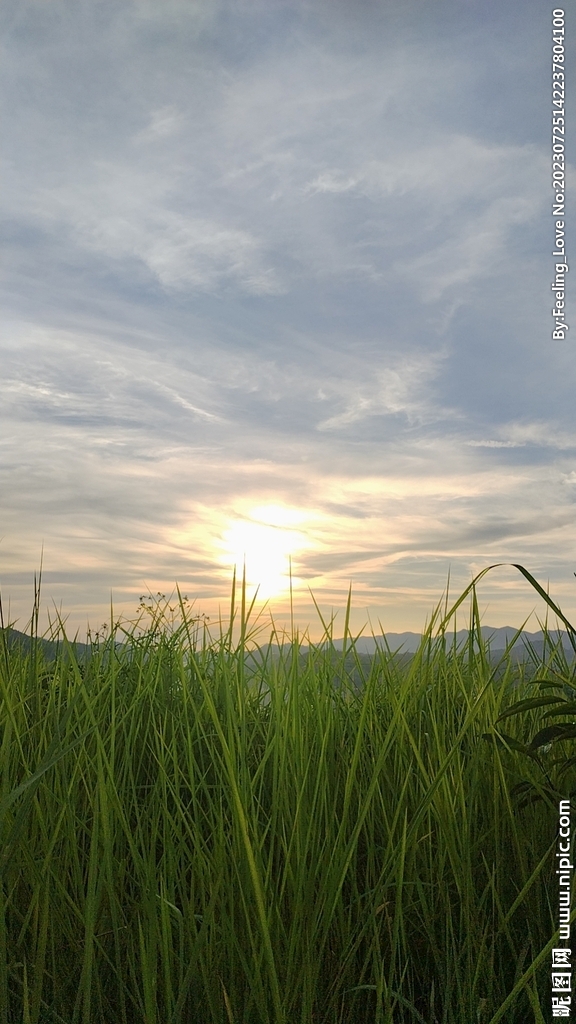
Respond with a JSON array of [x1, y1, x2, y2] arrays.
[[1, 0, 575, 638]]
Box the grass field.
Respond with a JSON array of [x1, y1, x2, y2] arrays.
[[0, 565, 575, 1023]]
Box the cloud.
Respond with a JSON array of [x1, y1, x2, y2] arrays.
[[1, 0, 575, 634], [317, 350, 450, 430], [132, 105, 185, 143], [22, 166, 286, 295], [467, 440, 525, 449], [467, 423, 576, 451]]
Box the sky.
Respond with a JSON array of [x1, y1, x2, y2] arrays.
[[1, 0, 575, 639]]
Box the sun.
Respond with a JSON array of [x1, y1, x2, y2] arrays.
[[220, 506, 308, 599]]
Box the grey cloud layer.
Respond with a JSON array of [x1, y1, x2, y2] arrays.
[[1, 0, 575, 630]]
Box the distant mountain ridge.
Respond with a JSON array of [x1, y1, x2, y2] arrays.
[[1, 628, 92, 660], [331, 627, 575, 656], [2, 626, 574, 663]]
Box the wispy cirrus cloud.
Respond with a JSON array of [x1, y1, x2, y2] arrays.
[[132, 105, 185, 144], [317, 351, 451, 430], [1, 0, 574, 634], [467, 423, 576, 451]]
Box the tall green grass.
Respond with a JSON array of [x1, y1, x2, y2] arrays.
[[0, 565, 575, 1023]]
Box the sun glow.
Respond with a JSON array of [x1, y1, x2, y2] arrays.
[[220, 505, 309, 599]]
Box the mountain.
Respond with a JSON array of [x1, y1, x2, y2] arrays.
[[1, 628, 91, 661], [2, 625, 574, 666], [331, 627, 575, 656]]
